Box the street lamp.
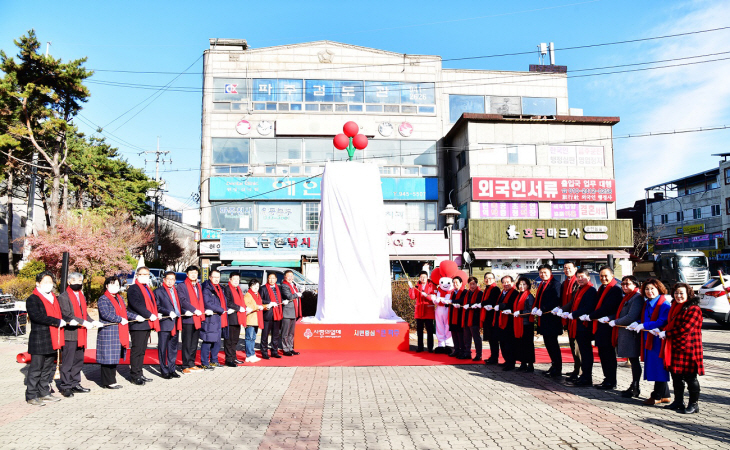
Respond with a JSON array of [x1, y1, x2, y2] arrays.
[[440, 203, 460, 261]]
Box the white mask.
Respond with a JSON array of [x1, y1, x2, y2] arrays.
[[108, 284, 120, 294], [137, 275, 150, 285], [250, 285, 259, 293], [39, 283, 54, 294]]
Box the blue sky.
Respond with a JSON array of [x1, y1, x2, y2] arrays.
[[2, 0, 729, 210]]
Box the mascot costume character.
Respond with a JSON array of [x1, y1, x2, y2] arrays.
[[429, 260, 459, 353]]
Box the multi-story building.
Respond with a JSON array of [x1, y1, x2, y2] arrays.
[[198, 39, 632, 279]]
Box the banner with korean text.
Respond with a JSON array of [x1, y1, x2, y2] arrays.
[[472, 177, 615, 202]]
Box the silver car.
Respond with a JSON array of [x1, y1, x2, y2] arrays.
[[698, 276, 730, 327]]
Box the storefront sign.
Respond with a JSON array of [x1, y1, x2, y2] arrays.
[[210, 177, 438, 201], [676, 224, 705, 235], [548, 146, 604, 166], [657, 232, 723, 246], [468, 219, 633, 249], [201, 228, 221, 240], [386, 230, 462, 257], [479, 202, 538, 219], [551, 203, 608, 219], [472, 177, 615, 202], [220, 232, 318, 260], [199, 241, 221, 255]]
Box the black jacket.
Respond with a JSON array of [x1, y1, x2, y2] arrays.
[[589, 282, 623, 346], [571, 286, 598, 336], [127, 283, 155, 331], [58, 290, 85, 343], [480, 285, 501, 329], [260, 283, 282, 322], [535, 278, 562, 336], [27, 294, 63, 355]]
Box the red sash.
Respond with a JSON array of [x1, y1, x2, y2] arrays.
[[640, 295, 666, 362], [513, 291, 532, 338], [163, 287, 183, 336], [480, 284, 499, 326], [450, 289, 464, 325], [283, 281, 302, 319], [661, 302, 683, 370], [265, 284, 283, 321], [135, 281, 160, 332], [534, 277, 552, 327], [593, 278, 618, 333], [497, 288, 516, 329], [184, 279, 205, 329], [567, 283, 593, 339], [67, 287, 88, 348], [561, 276, 577, 326], [35, 289, 64, 350], [461, 288, 481, 327], [212, 284, 228, 328], [229, 285, 247, 325], [250, 290, 264, 325], [413, 282, 435, 319], [105, 290, 130, 349], [612, 288, 640, 347]]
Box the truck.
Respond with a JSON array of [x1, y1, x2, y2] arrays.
[[634, 250, 710, 292]]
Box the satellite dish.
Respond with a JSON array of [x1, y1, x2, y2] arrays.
[[463, 251, 473, 264]]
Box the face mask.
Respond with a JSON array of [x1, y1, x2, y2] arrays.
[[137, 275, 150, 285], [39, 283, 54, 294], [250, 285, 259, 293], [69, 283, 83, 292], [108, 284, 120, 295]]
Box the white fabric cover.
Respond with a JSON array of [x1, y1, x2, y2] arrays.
[[306, 161, 402, 324]]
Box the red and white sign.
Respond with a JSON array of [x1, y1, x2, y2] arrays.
[[398, 121, 413, 137], [472, 177, 615, 202], [295, 321, 410, 351], [235, 119, 251, 135]]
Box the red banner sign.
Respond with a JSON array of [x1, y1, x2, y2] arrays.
[[472, 177, 615, 202]]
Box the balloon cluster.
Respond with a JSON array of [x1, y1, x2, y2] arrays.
[[333, 121, 368, 160]]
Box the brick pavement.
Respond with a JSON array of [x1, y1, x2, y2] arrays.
[[0, 319, 728, 450]]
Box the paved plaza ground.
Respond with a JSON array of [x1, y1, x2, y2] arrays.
[[0, 319, 728, 450]]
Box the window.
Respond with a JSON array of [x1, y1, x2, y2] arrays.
[[660, 214, 668, 224], [304, 203, 319, 231], [707, 177, 719, 190], [384, 202, 437, 231], [506, 145, 537, 165], [712, 205, 721, 216], [212, 78, 250, 102], [726, 198, 730, 214], [258, 202, 303, 231], [522, 97, 557, 116], [449, 95, 484, 123], [366, 140, 400, 166], [211, 138, 249, 165], [725, 168, 730, 184], [457, 151, 467, 171], [304, 139, 334, 165], [693, 208, 702, 220], [277, 139, 302, 164], [251, 139, 277, 165], [400, 141, 437, 166], [211, 203, 255, 231], [676, 211, 684, 222]]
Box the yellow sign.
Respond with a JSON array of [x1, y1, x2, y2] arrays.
[[703, 249, 721, 258], [677, 224, 705, 235]]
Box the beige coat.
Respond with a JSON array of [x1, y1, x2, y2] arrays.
[[243, 292, 260, 327]]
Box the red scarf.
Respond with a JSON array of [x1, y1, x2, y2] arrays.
[[250, 289, 264, 325], [162, 286, 183, 336], [450, 289, 464, 325], [661, 302, 683, 370], [593, 278, 618, 333], [105, 290, 130, 349], [640, 295, 667, 361], [480, 284, 499, 326], [184, 279, 205, 329], [461, 288, 481, 327], [534, 277, 552, 327], [135, 280, 160, 332], [282, 281, 302, 319], [561, 275, 577, 326], [265, 284, 283, 321], [513, 290, 533, 338], [568, 283, 593, 339], [212, 283, 229, 328], [66, 287, 88, 347], [497, 288, 517, 329], [612, 288, 640, 347], [34, 289, 64, 350], [229, 284, 246, 325]]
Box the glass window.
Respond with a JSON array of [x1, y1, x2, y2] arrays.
[[211, 202, 255, 231], [258, 202, 303, 232], [400, 141, 437, 166], [212, 103, 230, 111], [364, 81, 400, 104], [277, 139, 302, 164], [418, 106, 435, 114], [305, 104, 319, 111], [212, 78, 249, 102], [384, 105, 399, 113], [367, 140, 400, 166], [252, 79, 277, 102], [401, 105, 417, 114], [366, 105, 383, 112], [506, 145, 536, 165], [349, 104, 363, 112], [489, 96, 521, 115], [305, 203, 320, 232], [725, 168, 730, 184], [712, 204, 721, 216], [334, 80, 364, 103], [400, 82, 435, 105], [212, 166, 229, 174], [278, 103, 289, 111], [335, 104, 348, 112], [265, 103, 277, 111], [384, 202, 437, 231], [212, 138, 249, 165], [449, 95, 485, 123], [304, 139, 334, 165], [277, 79, 303, 103], [290, 104, 302, 111], [230, 166, 249, 174], [707, 177, 719, 189], [401, 167, 419, 176], [522, 97, 557, 115], [252, 139, 276, 165], [253, 103, 265, 111], [305, 80, 334, 102], [320, 104, 333, 112], [420, 166, 438, 176]]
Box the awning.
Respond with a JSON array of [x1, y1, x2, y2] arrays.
[[550, 250, 630, 259], [473, 250, 554, 260]]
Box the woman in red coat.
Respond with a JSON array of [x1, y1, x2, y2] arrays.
[[409, 271, 435, 352], [658, 283, 704, 414]]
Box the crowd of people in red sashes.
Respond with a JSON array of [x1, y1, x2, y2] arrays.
[[408, 263, 705, 414], [22, 265, 304, 406]]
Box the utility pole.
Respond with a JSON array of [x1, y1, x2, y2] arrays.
[[143, 137, 172, 262]]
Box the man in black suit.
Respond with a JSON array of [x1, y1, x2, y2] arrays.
[[155, 271, 182, 379], [280, 270, 303, 357], [589, 265, 624, 390], [259, 273, 283, 359], [126, 266, 159, 385], [564, 268, 598, 387], [495, 275, 520, 371], [532, 265, 563, 378]]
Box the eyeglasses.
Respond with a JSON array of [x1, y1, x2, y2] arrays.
[[620, 282, 632, 286]]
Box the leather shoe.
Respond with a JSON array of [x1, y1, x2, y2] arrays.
[[233, 359, 244, 364], [160, 373, 172, 380], [472, 356, 482, 362], [544, 372, 562, 379], [141, 376, 153, 382], [665, 400, 684, 411], [261, 353, 270, 360], [291, 351, 300, 355], [271, 353, 282, 359], [595, 382, 617, 390], [225, 361, 238, 367], [170, 372, 181, 378], [484, 359, 499, 365], [102, 384, 123, 389], [131, 378, 146, 386], [569, 378, 592, 387], [72, 386, 90, 393], [61, 389, 74, 398], [682, 403, 699, 414], [283, 351, 293, 356], [502, 365, 515, 372]]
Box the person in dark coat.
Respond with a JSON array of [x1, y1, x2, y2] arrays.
[[57, 272, 98, 397], [126, 266, 160, 385], [200, 270, 229, 369], [448, 277, 466, 359], [532, 264, 562, 378], [495, 275, 520, 371], [481, 273, 501, 364], [25, 271, 66, 406], [260, 273, 284, 359], [660, 283, 704, 414], [589, 265, 624, 390], [609, 275, 643, 398], [97, 276, 139, 389], [280, 270, 303, 357], [558, 262, 580, 379], [176, 266, 205, 373], [224, 272, 247, 366], [462, 277, 483, 361], [513, 277, 535, 372], [563, 268, 598, 387], [154, 271, 182, 379]]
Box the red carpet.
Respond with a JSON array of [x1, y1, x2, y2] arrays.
[[66, 347, 608, 367]]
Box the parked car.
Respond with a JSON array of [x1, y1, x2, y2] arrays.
[[698, 275, 730, 327], [175, 272, 189, 284]]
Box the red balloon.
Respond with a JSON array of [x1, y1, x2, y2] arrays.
[[343, 121, 359, 138], [352, 134, 368, 150], [333, 133, 349, 150]]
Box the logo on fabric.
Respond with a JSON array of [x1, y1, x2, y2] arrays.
[[304, 329, 313, 339]]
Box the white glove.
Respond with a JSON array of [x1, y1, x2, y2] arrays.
[[463, 304, 470, 309], [502, 309, 511, 315], [609, 320, 616, 327], [92, 320, 103, 328], [421, 291, 429, 297], [599, 316, 609, 323], [58, 319, 67, 328], [245, 307, 252, 314], [148, 314, 157, 321], [239, 306, 245, 313], [69, 319, 79, 326], [453, 304, 461, 309], [429, 294, 436, 301], [551, 307, 560, 314], [485, 305, 493, 311], [82, 320, 93, 330], [282, 300, 290, 306], [627, 322, 638, 331], [136, 316, 145, 322], [513, 311, 520, 318], [634, 323, 645, 333], [227, 308, 235, 314], [531, 308, 538, 315], [270, 302, 278, 307], [121, 318, 128, 325], [184, 310, 193, 317], [494, 305, 500, 312], [649, 328, 661, 336], [194, 310, 203, 316], [296, 292, 302, 298], [157, 313, 164, 320], [444, 298, 452, 305], [169, 312, 177, 320], [579, 314, 590, 321], [407, 281, 414, 288], [473, 304, 482, 309], [536, 310, 543, 317], [658, 331, 666, 339], [565, 313, 573, 320], [556, 308, 564, 315], [258, 305, 264, 311], [204, 309, 214, 316]]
